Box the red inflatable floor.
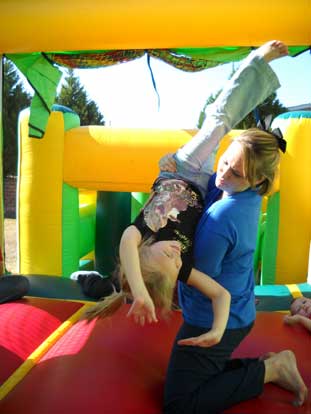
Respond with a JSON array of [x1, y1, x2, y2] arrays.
[[0, 304, 309, 414]]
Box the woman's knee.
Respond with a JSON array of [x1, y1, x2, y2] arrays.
[[163, 394, 196, 414]]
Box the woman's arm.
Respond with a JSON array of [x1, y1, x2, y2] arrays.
[[119, 225, 158, 325], [178, 268, 231, 347]]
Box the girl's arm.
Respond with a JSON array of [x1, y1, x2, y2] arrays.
[[178, 268, 231, 347], [119, 225, 158, 325], [284, 314, 311, 332]]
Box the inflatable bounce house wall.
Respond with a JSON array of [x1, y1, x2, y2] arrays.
[[0, 1, 311, 413], [17, 107, 311, 288], [263, 112, 311, 285]]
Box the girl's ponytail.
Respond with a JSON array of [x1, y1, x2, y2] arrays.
[[82, 290, 126, 321], [81, 264, 131, 322]]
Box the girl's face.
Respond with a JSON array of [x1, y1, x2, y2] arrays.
[[148, 240, 182, 283], [290, 297, 311, 318], [215, 141, 251, 195]]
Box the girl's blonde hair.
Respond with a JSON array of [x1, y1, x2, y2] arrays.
[[138, 237, 176, 312], [81, 266, 130, 321], [81, 237, 175, 321], [234, 128, 281, 196]]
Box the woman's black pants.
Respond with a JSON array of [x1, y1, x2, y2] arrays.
[[164, 322, 265, 414]]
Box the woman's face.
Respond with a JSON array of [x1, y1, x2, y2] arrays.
[[215, 141, 251, 194], [290, 297, 311, 318]]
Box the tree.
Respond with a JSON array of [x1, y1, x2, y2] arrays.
[[197, 67, 287, 130], [3, 59, 32, 177], [56, 69, 105, 126], [197, 91, 221, 129]]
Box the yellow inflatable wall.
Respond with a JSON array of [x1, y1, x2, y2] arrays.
[[18, 110, 64, 275], [273, 114, 311, 283]]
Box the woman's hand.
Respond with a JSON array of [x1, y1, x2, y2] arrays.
[[127, 294, 158, 326], [159, 153, 177, 172], [177, 329, 223, 348]]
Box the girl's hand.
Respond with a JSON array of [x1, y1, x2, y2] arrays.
[[127, 295, 158, 326], [178, 329, 223, 348], [159, 153, 177, 172]]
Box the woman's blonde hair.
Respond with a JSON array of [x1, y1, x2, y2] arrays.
[[234, 128, 281, 196], [81, 237, 175, 321]]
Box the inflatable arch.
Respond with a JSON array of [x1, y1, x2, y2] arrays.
[[17, 106, 311, 285]]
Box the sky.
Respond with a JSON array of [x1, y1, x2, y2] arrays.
[[74, 49, 311, 129], [22, 49, 311, 129]]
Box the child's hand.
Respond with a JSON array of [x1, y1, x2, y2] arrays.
[[159, 153, 177, 172], [177, 329, 223, 348], [284, 314, 301, 326], [127, 295, 158, 326], [284, 313, 311, 332]]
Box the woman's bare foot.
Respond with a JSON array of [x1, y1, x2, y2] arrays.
[[264, 350, 308, 406], [256, 40, 288, 63]]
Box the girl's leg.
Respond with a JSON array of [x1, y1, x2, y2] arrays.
[[76, 272, 115, 300], [175, 41, 286, 197]]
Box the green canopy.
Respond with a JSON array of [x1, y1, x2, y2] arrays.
[[7, 46, 310, 138]]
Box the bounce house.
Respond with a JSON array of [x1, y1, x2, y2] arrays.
[[0, 1, 310, 413]]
